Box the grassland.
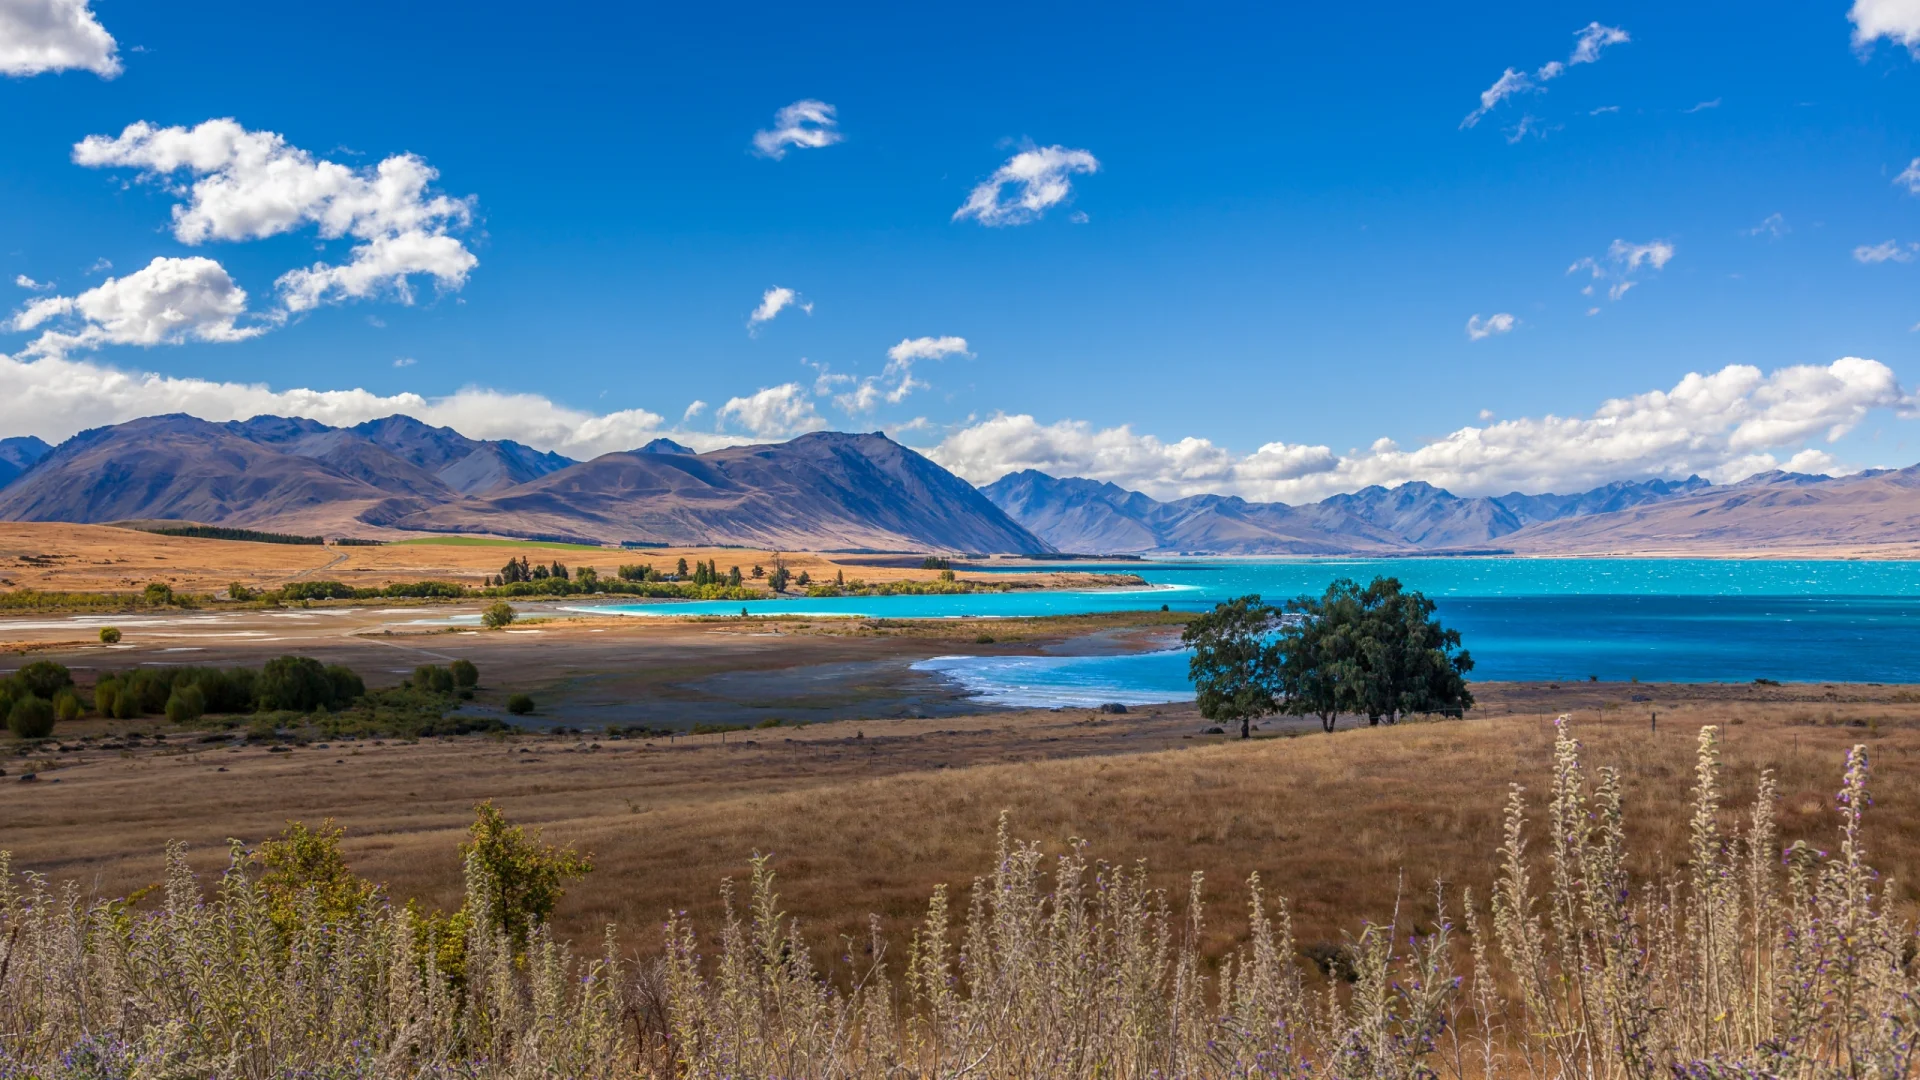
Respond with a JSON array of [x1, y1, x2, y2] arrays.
[[5, 680, 1917, 969], [0, 521, 1108, 596]]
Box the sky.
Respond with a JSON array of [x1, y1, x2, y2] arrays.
[[6, 1, 1920, 502]]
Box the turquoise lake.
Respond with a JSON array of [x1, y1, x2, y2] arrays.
[[576, 558, 1920, 705]]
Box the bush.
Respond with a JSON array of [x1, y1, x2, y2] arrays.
[[506, 693, 534, 715], [482, 601, 517, 629], [164, 684, 206, 724], [7, 693, 55, 739], [52, 690, 82, 723], [143, 582, 174, 606], [14, 660, 73, 700], [98, 627, 121, 644], [258, 656, 338, 712], [324, 664, 365, 705], [412, 664, 456, 694], [450, 659, 479, 688]]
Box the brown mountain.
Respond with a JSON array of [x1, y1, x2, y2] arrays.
[[1503, 466, 1920, 554], [386, 431, 1047, 553], [0, 416, 1047, 554]]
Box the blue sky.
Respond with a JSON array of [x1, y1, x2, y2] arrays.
[[6, 0, 1920, 501]]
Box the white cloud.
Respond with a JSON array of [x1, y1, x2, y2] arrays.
[[1465, 313, 1516, 340], [9, 256, 263, 358], [682, 399, 708, 423], [73, 119, 476, 313], [13, 275, 49, 291], [1463, 22, 1629, 129], [1590, 105, 1621, 115], [0, 0, 119, 77], [1568, 238, 1674, 303], [1852, 0, 1920, 53], [954, 145, 1099, 226], [1685, 98, 1722, 113], [1854, 240, 1917, 263], [85, 257, 110, 274], [836, 336, 971, 414], [0, 350, 766, 459], [751, 100, 843, 160], [925, 359, 1907, 502], [1746, 213, 1788, 238], [717, 383, 824, 438], [1897, 158, 1920, 194], [392, 356, 415, 368], [886, 335, 970, 364], [747, 285, 810, 333]]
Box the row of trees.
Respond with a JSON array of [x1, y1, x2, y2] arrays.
[[1183, 576, 1473, 737], [494, 557, 570, 586]]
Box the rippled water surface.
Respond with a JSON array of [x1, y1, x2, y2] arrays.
[[582, 558, 1920, 702]]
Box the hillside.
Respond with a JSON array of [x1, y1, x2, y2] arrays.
[[980, 467, 1901, 555], [0, 416, 1047, 554], [387, 431, 1048, 553]]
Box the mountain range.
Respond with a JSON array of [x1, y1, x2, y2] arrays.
[[0, 413, 1914, 556], [979, 468, 1920, 555], [0, 414, 1042, 553]]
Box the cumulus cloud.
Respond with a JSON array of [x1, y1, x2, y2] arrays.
[[718, 383, 825, 438], [1463, 21, 1629, 129], [9, 256, 264, 358], [13, 275, 49, 291], [1854, 240, 1918, 263], [747, 286, 810, 333], [954, 145, 1099, 226], [924, 359, 1909, 502], [1896, 158, 1920, 194], [1569, 238, 1675, 303], [682, 400, 708, 423], [1746, 213, 1788, 238], [72, 119, 477, 313], [835, 335, 971, 414], [751, 100, 843, 160], [0, 349, 769, 459], [0, 0, 118, 77], [1852, 0, 1920, 53], [1465, 313, 1516, 340]]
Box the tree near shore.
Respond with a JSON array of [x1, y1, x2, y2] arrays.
[[1189, 577, 1472, 735], [1181, 594, 1282, 739]]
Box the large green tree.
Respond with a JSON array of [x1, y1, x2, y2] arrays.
[[1189, 577, 1473, 735], [1181, 594, 1282, 739]]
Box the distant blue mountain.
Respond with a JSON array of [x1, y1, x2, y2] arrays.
[[981, 469, 1738, 554], [0, 436, 52, 489]]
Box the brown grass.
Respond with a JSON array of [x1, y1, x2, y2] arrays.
[[0, 521, 1103, 594], [6, 682, 1919, 969]]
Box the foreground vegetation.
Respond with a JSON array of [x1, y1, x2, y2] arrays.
[[1, 719, 1914, 1077]]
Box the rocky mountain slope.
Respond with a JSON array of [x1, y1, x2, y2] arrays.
[[0, 415, 1046, 553]]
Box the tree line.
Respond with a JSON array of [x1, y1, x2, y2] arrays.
[[1183, 576, 1473, 737]]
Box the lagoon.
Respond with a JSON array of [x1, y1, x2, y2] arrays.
[[579, 558, 1920, 703]]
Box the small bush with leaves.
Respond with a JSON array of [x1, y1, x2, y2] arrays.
[[51, 691, 81, 724], [413, 664, 456, 694], [164, 684, 205, 724], [142, 582, 174, 606], [482, 601, 516, 629], [7, 693, 54, 739], [98, 626, 121, 644], [450, 658, 479, 688], [506, 693, 534, 715]]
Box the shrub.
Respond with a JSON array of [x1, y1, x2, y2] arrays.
[[412, 664, 456, 694], [482, 601, 517, 629], [506, 693, 534, 715], [98, 627, 121, 644], [324, 664, 365, 705], [164, 684, 206, 724], [7, 693, 55, 739], [13, 660, 73, 700], [450, 659, 479, 688], [52, 691, 82, 724], [257, 656, 337, 712], [143, 582, 174, 606]]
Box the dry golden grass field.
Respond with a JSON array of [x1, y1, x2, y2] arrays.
[[0, 521, 1091, 594], [4, 679, 1916, 970]]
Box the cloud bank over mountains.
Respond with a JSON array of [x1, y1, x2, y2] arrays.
[[924, 358, 1909, 502], [0, 349, 1901, 504]]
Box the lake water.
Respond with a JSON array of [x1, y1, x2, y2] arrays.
[[577, 558, 1920, 704]]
